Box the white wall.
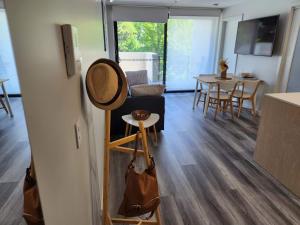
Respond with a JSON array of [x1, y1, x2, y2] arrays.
[[222, 0, 300, 108], [5, 0, 106, 225]]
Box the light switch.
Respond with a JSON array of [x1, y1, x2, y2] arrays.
[[74, 119, 81, 149]]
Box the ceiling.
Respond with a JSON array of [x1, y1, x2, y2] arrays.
[[106, 0, 246, 8]]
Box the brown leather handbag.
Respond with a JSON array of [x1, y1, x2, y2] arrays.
[[23, 163, 45, 225], [118, 133, 160, 218]]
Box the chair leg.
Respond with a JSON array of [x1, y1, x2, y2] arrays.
[[214, 99, 220, 120], [223, 101, 228, 113], [230, 100, 234, 120], [196, 91, 202, 106], [0, 97, 8, 114], [251, 98, 256, 117], [238, 99, 243, 118], [203, 94, 207, 113]]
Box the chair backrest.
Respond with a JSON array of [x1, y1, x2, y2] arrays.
[[240, 80, 261, 98], [216, 80, 238, 98], [125, 70, 149, 87]]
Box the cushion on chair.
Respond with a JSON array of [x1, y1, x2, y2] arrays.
[[125, 70, 149, 87], [131, 84, 165, 97]]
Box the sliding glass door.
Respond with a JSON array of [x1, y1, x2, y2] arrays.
[[166, 17, 219, 91], [115, 21, 166, 84], [114, 17, 219, 91]]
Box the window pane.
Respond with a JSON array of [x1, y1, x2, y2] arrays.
[[0, 10, 20, 94], [166, 17, 219, 90], [117, 22, 165, 83]]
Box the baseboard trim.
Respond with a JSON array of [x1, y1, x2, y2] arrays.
[[165, 90, 194, 93], [0, 94, 22, 97]]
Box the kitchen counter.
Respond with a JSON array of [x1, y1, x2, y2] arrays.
[[267, 92, 300, 107], [254, 92, 300, 197]]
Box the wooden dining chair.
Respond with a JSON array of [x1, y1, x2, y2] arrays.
[[0, 97, 8, 114], [208, 80, 238, 120], [196, 82, 208, 109], [233, 80, 261, 117]]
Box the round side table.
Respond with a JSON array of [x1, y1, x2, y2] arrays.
[[122, 113, 160, 144]]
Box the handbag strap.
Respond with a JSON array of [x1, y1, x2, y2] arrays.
[[128, 131, 156, 170]]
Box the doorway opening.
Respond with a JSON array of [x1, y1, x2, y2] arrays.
[[0, 8, 31, 225], [114, 17, 220, 92]]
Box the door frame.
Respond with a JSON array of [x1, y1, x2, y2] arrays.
[[217, 14, 243, 75], [276, 5, 300, 92]]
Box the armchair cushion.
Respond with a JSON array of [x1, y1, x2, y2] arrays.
[[131, 84, 165, 97], [126, 70, 148, 87]]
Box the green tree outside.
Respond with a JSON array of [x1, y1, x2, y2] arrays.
[[117, 21, 165, 58]]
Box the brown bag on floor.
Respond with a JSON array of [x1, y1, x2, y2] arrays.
[[118, 132, 160, 218], [23, 164, 45, 225]]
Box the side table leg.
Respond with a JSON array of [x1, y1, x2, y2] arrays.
[[128, 125, 132, 135], [153, 125, 158, 145], [124, 123, 129, 137]]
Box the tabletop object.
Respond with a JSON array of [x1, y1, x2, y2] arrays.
[[131, 109, 150, 121], [122, 113, 160, 144]]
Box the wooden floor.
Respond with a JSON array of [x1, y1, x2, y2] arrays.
[[110, 93, 300, 225], [1, 95, 300, 225], [0, 98, 30, 225]]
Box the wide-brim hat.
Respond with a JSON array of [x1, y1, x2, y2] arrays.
[[86, 58, 128, 110]]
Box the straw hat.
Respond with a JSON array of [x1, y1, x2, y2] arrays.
[[86, 58, 128, 110]]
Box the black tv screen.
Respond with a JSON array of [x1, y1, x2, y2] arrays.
[[235, 15, 279, 56]]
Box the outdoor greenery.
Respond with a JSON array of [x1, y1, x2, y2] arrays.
[[117, 19, 218, 89], [117, 22, 165, 58]]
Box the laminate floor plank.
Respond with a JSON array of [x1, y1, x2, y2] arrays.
[[0, 98, 30, 225], [110, 93, 300, 225], [1, 95, 300, 225]]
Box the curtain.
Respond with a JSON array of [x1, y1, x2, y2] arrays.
[[166, 16, 219, 90]]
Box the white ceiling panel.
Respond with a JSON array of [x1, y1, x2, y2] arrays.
[[107, 0, 246, 8]]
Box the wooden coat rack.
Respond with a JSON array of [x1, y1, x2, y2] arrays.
[[102, 110, 162, 225]]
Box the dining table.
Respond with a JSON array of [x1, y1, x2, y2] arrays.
[[192, 74, 260, 117]]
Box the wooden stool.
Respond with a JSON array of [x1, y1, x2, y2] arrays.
[[122, 113, 160, 145]]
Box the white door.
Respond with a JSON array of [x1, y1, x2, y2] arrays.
[[166, 16, 219, 90], [279, 7, 300, 92]]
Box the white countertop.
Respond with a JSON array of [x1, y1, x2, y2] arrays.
[[266, 92, 300, 107]]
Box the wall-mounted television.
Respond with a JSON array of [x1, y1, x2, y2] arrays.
[[234, 15, 280, 56]]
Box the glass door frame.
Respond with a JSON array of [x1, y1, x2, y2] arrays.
[[113, 19, 220, 93], [113, 21, 168, 87]]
